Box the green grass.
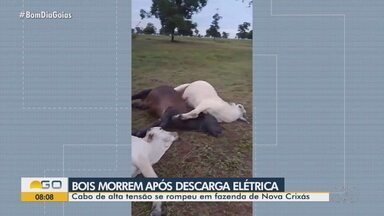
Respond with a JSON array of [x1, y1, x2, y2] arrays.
[[132, 35, 252, 216]]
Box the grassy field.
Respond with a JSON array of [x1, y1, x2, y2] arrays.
[[132, 35, 252, 216]]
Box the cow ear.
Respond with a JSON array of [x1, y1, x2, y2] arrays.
[[146, 132, 154, 142]]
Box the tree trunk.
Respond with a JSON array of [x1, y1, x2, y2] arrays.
[[171, 28, 175, 42]]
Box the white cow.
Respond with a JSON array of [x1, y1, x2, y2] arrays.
[[174, 80, 248, 123], [132, 127, 178, 216]]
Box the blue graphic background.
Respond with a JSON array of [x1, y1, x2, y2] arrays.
[[254, 0, 383, 215], [0, 0, 132, 215]]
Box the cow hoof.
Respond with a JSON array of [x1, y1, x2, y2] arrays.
[[172, 114, 181, 120]]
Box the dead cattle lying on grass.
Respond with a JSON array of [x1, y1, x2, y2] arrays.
[[131, 127, 178, 216], [132, 85, 222, 137], [174, 80, 248, 123]]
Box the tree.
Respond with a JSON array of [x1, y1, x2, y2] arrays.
[[143, 23, 157, 35], [159, 27, 167, 35], [176, 20, 197, 36], [247, 30, 253, 39], [135, 26, 143, 34], [236, 22, 251, 39], [205, 13, 222, 39], [194, 29, 199, 37], [140, 0, 207, 42], [222, 32, 229, 39]]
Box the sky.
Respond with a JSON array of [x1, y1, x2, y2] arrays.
[[132, 0, 252, 38]]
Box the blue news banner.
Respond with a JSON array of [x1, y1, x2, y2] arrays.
[[21, 177, 329, 202]]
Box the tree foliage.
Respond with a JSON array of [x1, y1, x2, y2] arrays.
[[135, 26, 143, 34], [205, 13, 222, 39], [140, 0, 207, 41], [222, 32, 229, 39], [143, 23, 157, 35], [194, 29, 200, 37], [176, 20, 197, 36], [247, 30, 253, 39], [236, 22, 252, 39]]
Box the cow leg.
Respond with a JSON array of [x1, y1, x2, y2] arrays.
[[132, 89, 151, 110], [174, 83, 190, 93], [132, 89, 152, 100], [175, 104, 207, 120], [135, 160, 162, 216], [132, 101, 149, 110]]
